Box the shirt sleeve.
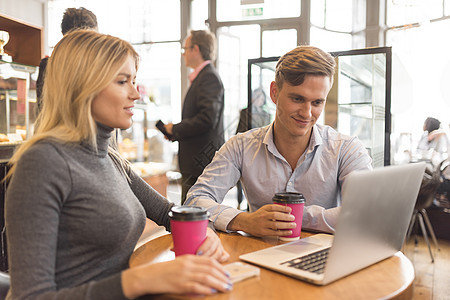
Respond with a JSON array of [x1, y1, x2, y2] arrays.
[[303, 206, 341, 233], [434, 133, 449, 153], [185, 137, 243, 232], [338, 136, 373, 185], [5, 144, 126, 300], [303, 137, 372, 233]]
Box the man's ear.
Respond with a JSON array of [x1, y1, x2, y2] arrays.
[[193, 44, 201, 55], [269, 81, 278, 105]]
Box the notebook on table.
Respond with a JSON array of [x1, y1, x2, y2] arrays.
[[240, 162, 426, 285]]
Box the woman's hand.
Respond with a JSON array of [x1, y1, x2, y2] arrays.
[[196, 227, 230, 263], [122, 255, 232, 298]]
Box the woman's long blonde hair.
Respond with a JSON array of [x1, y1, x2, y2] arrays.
[[6, 29, 139, 179]]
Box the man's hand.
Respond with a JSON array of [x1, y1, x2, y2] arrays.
[[160, 123, 174, 141], [164, 123, 174, 135], [226, 204, 297, 237]]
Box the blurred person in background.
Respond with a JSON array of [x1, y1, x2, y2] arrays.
[[163, 30, 225, 204], [36, 7, 98, 113], [236, 88, 271, 134], [417, 117, 449, 165]]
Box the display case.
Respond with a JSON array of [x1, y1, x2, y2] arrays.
[[328, 47, 392, 168], [0, 60, 38, 272], [247, 47, 392, 168], [0, 14, 42, 272], [0, 60, 38, 160]]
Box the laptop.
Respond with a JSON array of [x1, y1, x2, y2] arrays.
[[239, 162, 426, 285]]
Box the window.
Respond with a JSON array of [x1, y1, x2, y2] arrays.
[[309, 0, 353, 53], [216, 0, 300, 22], [47, 0, 182, 165], [191, 0, 209, 30], [446, 0, 450, 15], [387, 0, 444, 27], [310, 27, 352, 52], [48, 0, 180, 45], [311, 0, 353, 32], [262, 29, 297, 57], [217, 25, 261, 138], [134, 43, 181, 121], [386, 12, 450, 151]]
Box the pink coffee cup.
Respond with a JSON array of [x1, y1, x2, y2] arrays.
[[169, 206, 209, 256], [272, 192, 305, 241]]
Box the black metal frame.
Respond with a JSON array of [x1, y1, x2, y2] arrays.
[[0, 162, 9, 272]]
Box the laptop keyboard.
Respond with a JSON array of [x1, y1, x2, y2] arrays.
[[280, 248, 330, 274]]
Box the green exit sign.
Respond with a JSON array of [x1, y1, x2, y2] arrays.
[[242, 7, 263, 17]]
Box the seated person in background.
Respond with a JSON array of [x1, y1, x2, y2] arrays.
[[236, 88, 271, 133], [417, 117, 449, 158], [185, 45, 372, 236], [5, 30, 230, 300]]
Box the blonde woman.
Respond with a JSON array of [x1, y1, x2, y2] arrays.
[[5, 30, 230, 299]]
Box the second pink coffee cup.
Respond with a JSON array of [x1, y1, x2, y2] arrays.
[[169, 206, 209, 256], [272, 192, 305, 241]]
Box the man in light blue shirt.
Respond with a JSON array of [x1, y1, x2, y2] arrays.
[[185, 45, 372, 235]]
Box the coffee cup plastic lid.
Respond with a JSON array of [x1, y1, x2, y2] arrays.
[[169, 206, 209, 221], [272, 192, 305, 204]]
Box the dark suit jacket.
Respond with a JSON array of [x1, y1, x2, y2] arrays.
[[36, 56, 49, 114], [172, 63, 225, 179]]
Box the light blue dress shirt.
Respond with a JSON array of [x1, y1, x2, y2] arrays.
[[185, 123, 372, 233]]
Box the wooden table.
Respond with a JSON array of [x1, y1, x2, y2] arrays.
[[129, 231, 415, 300]]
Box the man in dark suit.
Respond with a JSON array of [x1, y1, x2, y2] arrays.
[[164, 30, 225, 204]]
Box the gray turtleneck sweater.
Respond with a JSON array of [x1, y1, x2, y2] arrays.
[[5, 123, 174, 299]]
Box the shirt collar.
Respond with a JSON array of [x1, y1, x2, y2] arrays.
[[188, 60, 211, 83], [263, 123, 280, 158], [310, 124, 323, 149], [263, 123, 323, 156]]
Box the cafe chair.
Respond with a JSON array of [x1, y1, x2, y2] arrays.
[[405, 162, 441, 262], [0, 271, 9, 299], [436, 158, 450, 207]]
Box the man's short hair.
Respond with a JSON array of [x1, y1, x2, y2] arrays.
[[275, 45, 336, 88], [189, 30, 217, 62], [61, 7, 98, 35]]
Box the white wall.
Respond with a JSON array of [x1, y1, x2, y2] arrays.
[[0, 0, 45, 27], [0, 0, 48, 54]]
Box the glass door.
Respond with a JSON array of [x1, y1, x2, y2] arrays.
[[327, 47, 392, 167]]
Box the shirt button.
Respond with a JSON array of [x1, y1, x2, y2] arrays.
[[288, 182, 292, 186]]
